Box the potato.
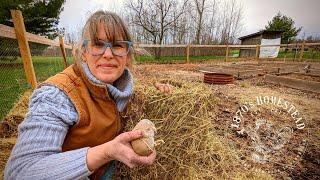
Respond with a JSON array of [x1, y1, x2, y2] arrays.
[[131, 119, 156, 156]]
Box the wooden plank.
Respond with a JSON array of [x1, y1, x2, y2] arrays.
[[133, 42, 320, 49], [310, 64, 320, 70], [278, 66, 300, 74], [265, 74, 320, 93], [186, 44, 190, 63], [59, 35, 68, 69], [264, 67, 280, 74], [299, 41, 305, 60], [0, 24, 16, 39], [303, 42, 320, 46], [225, 45, 229, 62], [134, 44, 256, 48], [193, 44, 256, 48], [238, 69, 264, 78], [292, 72, 320, 78], [307, 69, 320, 76], [0, 24, 72, 49], [11, 10, 37, 88], [255, 45, 260, 60]]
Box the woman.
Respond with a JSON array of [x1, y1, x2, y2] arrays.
[[4, 11, 169, 179]]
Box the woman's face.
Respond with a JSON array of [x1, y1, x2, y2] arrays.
[[82, 23, 130, 84]]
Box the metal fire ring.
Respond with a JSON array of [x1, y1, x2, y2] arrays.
[[199, 70, 234, 84]]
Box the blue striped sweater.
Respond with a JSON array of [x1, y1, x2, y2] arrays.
[[4, 62, 133, 180]]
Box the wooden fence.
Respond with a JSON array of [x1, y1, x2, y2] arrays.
[[135, 42, 320, 62], [1, 10, 320, 89], [0, 10, 72, 89]]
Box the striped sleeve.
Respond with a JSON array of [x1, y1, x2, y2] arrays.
[[4, 85, 92, 180]]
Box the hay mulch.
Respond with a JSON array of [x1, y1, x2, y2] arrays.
[[0, 91, 31, 178], [0, 137, 16, 178], [0, 90, 31, 138], [117, 80, 272, 179], [0, 80, 273, 179]]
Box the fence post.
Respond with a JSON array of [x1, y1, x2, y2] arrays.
[[225, 45, 229, 62], [255, 44, 260, 60], [11, 10, 37, 88], [186, 44, 190, 63], [135, 43, 141, 65], [299, 40, 305, 60], [59, 35, 68, 69]]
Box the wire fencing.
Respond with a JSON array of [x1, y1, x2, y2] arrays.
[[0, 37, 29, 120], [0, 25, 73, 121], [29, 43, 73, 82]]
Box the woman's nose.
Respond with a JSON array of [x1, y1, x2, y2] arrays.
[[102, 47, 114, 58]]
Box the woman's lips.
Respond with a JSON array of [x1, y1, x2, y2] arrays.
[[98, 63, 117, 68]]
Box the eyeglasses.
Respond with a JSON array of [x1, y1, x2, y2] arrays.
[[83, 40, 133, 57]]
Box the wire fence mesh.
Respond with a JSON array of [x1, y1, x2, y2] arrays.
[[0, 36, 73, 121], [29, 42, 73, 82], [0, 37, 29, 121]]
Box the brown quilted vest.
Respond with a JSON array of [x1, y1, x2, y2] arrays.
[[41, 60, 122, 179]]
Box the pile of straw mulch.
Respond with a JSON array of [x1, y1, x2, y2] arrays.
[[117, 80, 272, 179], [0, 90, 31, 138], [0, 91, 30, 176], [0, 79, 273, 179], [0, 137, 16, 177]]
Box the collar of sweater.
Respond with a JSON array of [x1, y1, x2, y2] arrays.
[[80, 61, 133, 112]]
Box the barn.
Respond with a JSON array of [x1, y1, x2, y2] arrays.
[[239, 30, 282, 58]]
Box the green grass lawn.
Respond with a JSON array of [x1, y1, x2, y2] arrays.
[[0, 64, 29, 121], [32, 56, 74, 81], [135, 50, 240, 63], [135, 49, 319, 63], [0, 51, 318, 121], [0, 56, 74, 121], [277, 50, 320, 59]]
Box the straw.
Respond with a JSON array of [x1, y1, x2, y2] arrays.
[[116, 80, 272, 179]]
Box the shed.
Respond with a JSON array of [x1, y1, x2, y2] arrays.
[[238, 30, 282, 57]]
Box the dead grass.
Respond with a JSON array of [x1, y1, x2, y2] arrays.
[[0, 90, 31, 138], [116, 81, 272, 179], [0, 138, 16, 178]]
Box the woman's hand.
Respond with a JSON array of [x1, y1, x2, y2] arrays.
[[86, 131, 156, 171], [154, 82, 174, 93], [106, 130, 156, 168]]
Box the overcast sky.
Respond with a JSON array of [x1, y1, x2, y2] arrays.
[[58, 0, 320, 39]]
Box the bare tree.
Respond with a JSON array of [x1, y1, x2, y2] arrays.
[[200, 0, 218, 44], [184, 0, 219, 44], [125, 0, 188, 58], [193, 0, 206, 44], [126, 0, 187, 44], [125, 0, 243, 48], [169, 1, 193, 44], [217, 0, 243, 44]]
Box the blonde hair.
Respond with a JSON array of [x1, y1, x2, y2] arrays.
[[75, 11, 134, 67]]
